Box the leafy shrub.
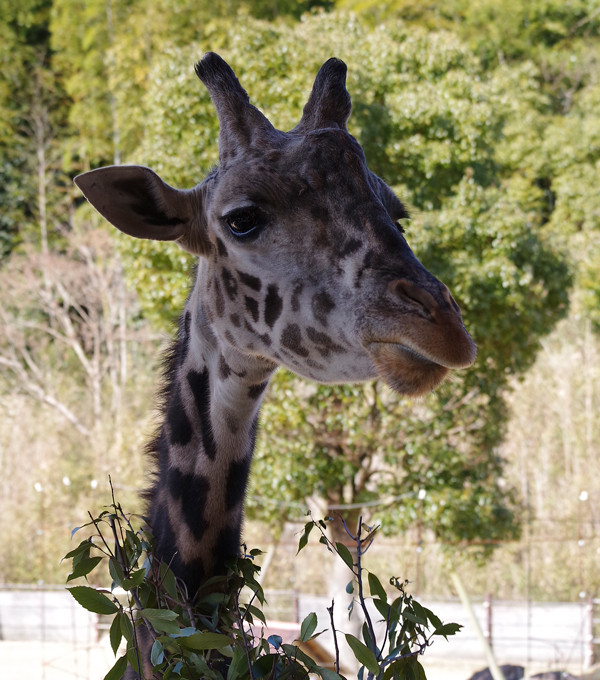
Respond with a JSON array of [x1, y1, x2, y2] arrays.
[[64, 485, 460, 679]]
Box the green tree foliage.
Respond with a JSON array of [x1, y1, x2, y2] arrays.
[[49, 0, 331, 174], [541, 81, 600, 328], [338, 0, 600, 327], [0, 0, 70, 254], [338, 0, 600, 67], [50, 0, 124, 168]]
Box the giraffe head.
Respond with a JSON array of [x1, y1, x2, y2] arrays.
[[75, 53, 476, 396]]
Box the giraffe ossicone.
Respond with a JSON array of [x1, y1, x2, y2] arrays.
[[75, 47, 475, 633]]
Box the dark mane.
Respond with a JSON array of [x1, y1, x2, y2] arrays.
[[142, 285, 194, 508]]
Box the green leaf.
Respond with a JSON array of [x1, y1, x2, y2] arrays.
[[383, 662, 396, 680], [246, 603, 267, 625], [344, 633, 379, 675], [384, 660, 406, 680], [362, 621, 374, 650], [140, 608, 180, 635], [346, 580, 354, 594], [109, 613, 123, 655], [68, 586, 118, 615], [335, 543, 355, 570], [173, 627, 197, 637], [386, 658, 427, 680], [401, 610, 427, 626], [120, 613, 134, 643], [227, 643, 248, 680], [187, 653, 214, 677], [413, 660, 427, 680], [434, 622, 463, 639], [410, 601, 430, 627], [297, 521, 314, 554], [368, 572, 388, 602], [373, 598, 390, 620], [282, 644, 319, 671], [140, 609, 178, 621], [103, 654, 127, 680], [63, 538, 93, 561], [109, 558, 125, 587], [169, 661, 183, 676], [124, 529, 143, 563], [126, 647, 141, 675], [179, 631, 233, 650], [159, 563, 178, 600], [151, 639, 164, 666], [300, 611, 318, 642], [67, 556, 103, 582], [252, 654, 278, 676], [421, 606, 442, 630], [123, 568, 146, 590], [319, 669, 345, 680]]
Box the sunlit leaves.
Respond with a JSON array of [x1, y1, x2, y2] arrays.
[[368, 572, 387, 602], [103, 654, 128, 680], [345, 633, 380, 674], [65, 495, 460, 679], [67, 585, 119, 615], [293, 517, 462, 678], [300, 612, 318, 643], [109, 613, 124, 655]]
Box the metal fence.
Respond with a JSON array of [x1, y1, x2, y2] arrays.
[[0, 585, 597, 679], [0, 584, 98, 643], [299, 594, 597, 674]]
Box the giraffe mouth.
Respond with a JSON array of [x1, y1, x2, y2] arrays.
[[366, 341, 449, 396], [390, 343, 439, 366]]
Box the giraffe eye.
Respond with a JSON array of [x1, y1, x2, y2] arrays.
[[224, 207, 267, 238]]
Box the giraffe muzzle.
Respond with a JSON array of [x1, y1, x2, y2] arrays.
[[361, 277, 477, 395]]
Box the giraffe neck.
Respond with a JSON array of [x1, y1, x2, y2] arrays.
[[148, 289, 276, 596]]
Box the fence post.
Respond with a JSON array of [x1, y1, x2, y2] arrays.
[[483, 593, 493, 650], [451, 571, 504, 680], [292, 589, 299, 623], [587, 595, 598, 669]]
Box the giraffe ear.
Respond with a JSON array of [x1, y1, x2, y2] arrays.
[[74, 165, 208, 255], [294, 58, 352, 132]]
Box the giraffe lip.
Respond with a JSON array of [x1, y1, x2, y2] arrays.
[[368, 341, 441, 367], [365, 341, 449, 396]]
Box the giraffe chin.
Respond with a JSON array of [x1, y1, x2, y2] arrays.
[[367, 342, 449, 396]]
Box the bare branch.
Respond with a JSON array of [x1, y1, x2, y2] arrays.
[[327, 600, 341, 674], [0, 354, 91, 436]]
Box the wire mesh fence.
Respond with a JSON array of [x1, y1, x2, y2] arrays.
[[0, 584, 596, 680]]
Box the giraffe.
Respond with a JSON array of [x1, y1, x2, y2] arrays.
[[75, 52, 476, 674]]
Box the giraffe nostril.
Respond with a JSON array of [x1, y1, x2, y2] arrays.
[[388, 279, 438, 315], [438, 283, 460, 315]]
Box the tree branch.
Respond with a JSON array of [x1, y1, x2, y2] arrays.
[[0, 354, 91, 436]]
